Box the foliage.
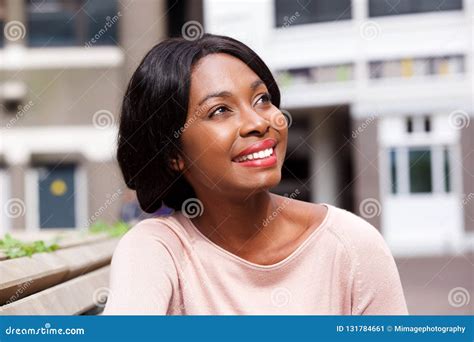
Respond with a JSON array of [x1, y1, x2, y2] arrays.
[[0, 234, 59, 259]]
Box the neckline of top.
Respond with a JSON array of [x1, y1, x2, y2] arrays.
[[177, 202, 333, 271]]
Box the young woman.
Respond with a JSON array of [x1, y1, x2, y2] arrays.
[[103, 34, 408, 315]]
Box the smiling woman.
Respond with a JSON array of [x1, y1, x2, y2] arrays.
[[104, 34, 408, 315]]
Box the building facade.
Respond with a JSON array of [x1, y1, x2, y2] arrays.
[[0, 0, 203, 232], [204, 0, 474, 256]]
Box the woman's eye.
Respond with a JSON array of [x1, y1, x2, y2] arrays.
[[256, 93, 272, 105], [209, 106, 228, 118]]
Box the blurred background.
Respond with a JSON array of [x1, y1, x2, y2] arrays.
[[0, 0, 472, 314]]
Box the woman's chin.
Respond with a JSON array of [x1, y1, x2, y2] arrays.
[[237, 173, 282, 192]]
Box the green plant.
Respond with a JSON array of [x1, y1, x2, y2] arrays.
[[0, 234, 60, 259], [88, 220, 130, 238]]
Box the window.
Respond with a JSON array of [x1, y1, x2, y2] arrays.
[[405, 115, 431, 134], [409, 148, 432, 193], [406, 117, 413, 133], [369, 55, 464, 79], [369, 0, 462, 17], [424, 116, 431, 132], [276, 63, 354, 86], [274, 0, 351, 27], [389, 148, 397, 194], [443, 147, 451, 193], [27, 0, 119, 47], [388, 146, 453, 195]]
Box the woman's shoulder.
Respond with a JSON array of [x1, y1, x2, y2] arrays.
[[327, 204, 393, 259], [114, 213, 188, 260], [324, 205, 407, 314]]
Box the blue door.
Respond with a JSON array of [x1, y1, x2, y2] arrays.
[[38, 164, 76, 228]]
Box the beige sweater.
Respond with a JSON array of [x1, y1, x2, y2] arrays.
[[103, 203, 408, 315]]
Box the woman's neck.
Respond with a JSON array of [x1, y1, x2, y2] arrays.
[[189, 191, 287, 254]]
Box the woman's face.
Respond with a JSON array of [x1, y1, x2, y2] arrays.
[[178, 53, 288, 199]]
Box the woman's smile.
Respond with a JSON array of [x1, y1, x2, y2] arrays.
[[232, 138, 278, 168]]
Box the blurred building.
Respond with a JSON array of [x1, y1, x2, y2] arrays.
[[0, 0, 202, 232], [204, 0, 474, 256]]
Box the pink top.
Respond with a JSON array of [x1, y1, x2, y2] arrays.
[[103, 203, 408, 315]]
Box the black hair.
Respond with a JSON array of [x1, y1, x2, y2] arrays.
[[117, 33, 281, 213]]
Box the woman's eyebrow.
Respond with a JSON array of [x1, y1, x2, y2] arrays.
[[197, 91, 232, 107], [197, 79, 265, 107]]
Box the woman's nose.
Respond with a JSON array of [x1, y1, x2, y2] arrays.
[[238, 107, 270, 137]]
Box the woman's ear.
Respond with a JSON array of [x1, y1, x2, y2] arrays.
[[170, 155, 185, 172]]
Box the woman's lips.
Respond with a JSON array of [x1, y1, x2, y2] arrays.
[[232, 145, 277, 167], [232, 138, 277, 160]]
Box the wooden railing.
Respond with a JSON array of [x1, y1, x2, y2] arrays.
[[0, 230, 118, 315]]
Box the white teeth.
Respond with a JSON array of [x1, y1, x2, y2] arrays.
[[235, 147, 274, 162]]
